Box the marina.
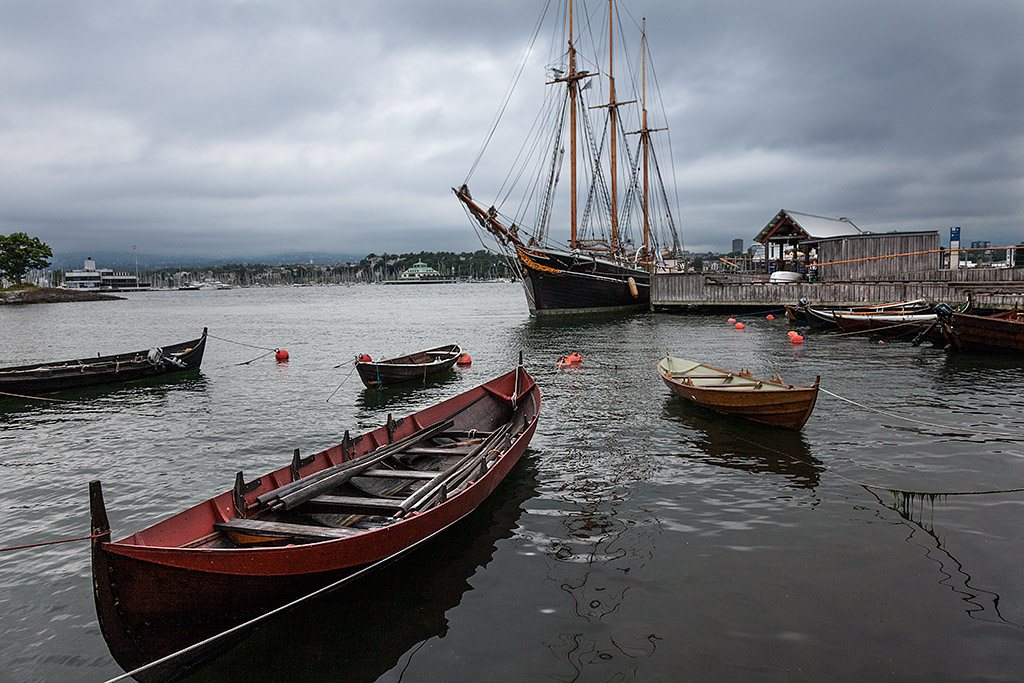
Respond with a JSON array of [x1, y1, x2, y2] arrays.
[[3, 283, 1024, 682]]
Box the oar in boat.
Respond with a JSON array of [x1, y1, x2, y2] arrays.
[[395, 422, 514, 517], [255, 418, 455, 512]]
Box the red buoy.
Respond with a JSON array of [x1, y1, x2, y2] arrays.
[[766, 314, 775, 320], [356, 353, 371, 363], [457, 353, 472, 366], [787, 330, 798, 338], [727, 318, 737, 323], [790, 334, 804, 344], [735, 322, 745, 330], [275, 348, 289, 361]]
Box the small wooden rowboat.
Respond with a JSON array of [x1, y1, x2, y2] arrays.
[[90, 364, 540, 676], [356, 344, 462, 389], [658, 354, 819, 430], [0, 329, 207, 396]]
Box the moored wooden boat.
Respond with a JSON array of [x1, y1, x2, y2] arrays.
[[0, 329, 206, 396], [805, 300, 930, 329], [356, 344, 462, 389], [658, 354, 819, 430], [830, 310, 937, 337], [90, 364, 540, 677], [941, 309, 1024, 353]]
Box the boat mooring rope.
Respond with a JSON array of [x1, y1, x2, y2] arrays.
[[0, 532, 107, 553], [820, 388, 1024, 437], [730, 432, 1024, 498], [325, 363, 359, 403], [0, 390, 72, 402], [205, 331, 276, 352]]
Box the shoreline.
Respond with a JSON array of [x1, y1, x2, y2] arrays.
[[0, 287, 125, 305]]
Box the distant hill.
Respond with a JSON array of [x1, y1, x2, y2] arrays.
[[51, 251, 365, 270]]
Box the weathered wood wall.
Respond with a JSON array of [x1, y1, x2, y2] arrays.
[[652, 272, 1024, 311], [817, 233, 940, 280]]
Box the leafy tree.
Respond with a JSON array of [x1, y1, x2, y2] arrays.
[[0, 232, 53, 285]]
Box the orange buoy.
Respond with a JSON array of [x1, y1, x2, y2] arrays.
[[790, 334, 804, 344], [787, 330, 797, 337], [727, 318, 736, 323], [275, 348, 289, 361], [556, 352, 583, 368], [766, 314, 775, 320], [567, 352, 582, 364], [457, 353, 472, 366], [356, 353, 371, 363], [735, 322, 745, 330]]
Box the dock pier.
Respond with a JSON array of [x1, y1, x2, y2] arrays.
[[652, 271, 1024, 313]]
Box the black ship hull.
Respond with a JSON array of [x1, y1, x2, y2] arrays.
[[517, 248, 649, 316]]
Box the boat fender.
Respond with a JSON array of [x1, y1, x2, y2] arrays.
[[146, 348, 163, 365], [356, 353, 371, 363], [457, 353, 472, 366], [275, 349, 289, 362], [627, 276, 638, 298]]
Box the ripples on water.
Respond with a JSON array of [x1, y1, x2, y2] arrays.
[[3, 284, 1024, 682]]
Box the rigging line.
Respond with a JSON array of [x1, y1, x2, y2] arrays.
[[466, 0, 553, 183], [820, 388, 1024, 437]]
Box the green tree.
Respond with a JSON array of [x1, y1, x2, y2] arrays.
[[0, 232, 53, 285]]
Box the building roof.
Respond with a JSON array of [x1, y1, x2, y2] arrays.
[[754, 209, 864, 244]]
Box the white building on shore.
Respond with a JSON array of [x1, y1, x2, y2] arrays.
[[63, 258, 147, 290]]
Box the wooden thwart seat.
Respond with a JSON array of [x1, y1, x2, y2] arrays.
[[305, 494, 404, 513], [214, 518, 365, 542], [358, 468, 437, 480]]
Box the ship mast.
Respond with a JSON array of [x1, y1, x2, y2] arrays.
[[569, 0, 578, 249], [642, 17, 649, 265], [608, 0, 619, 254]]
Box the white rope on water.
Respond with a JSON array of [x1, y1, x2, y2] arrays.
[[820, 388, 1024, 438]]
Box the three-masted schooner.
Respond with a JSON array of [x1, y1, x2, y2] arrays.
[[455, 0, 683, 316]]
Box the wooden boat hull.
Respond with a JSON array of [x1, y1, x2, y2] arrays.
[[356, 344, 461, 389], [658, 356, 818, 430], [518, 247, 649, 316], [0, 329, 206, 396], [91, 367, 540, 677], [944, 310, 1024, 353], [832, 313, 935, 337]]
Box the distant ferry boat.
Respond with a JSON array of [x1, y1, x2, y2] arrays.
[[383, 261, 456, 285]]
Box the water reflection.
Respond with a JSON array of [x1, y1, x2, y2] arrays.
[[660, 397, 822, 491], [352, 370, 460, 410], [0, 374, 210, 420], [170, 456, 540, 683], [866, 489, 1024, 630]]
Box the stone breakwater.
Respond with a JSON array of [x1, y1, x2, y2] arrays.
[[0, 287, 124, 305]]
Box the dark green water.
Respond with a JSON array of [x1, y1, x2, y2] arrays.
[[3, 283, 1024, 682]]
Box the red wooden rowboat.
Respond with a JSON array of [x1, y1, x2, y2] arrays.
[[90, 364, 540, 677]]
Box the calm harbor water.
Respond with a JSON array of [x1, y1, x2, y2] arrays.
[[3, 283, 1024, 682]]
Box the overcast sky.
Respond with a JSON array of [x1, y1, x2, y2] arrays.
[[0, 0, 1021, 260]]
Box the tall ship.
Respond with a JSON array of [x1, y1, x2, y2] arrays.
[[455, 0, 683, 316]]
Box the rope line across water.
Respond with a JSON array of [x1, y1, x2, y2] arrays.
[[0, 532, 107, 553], [820, 388, 1024, 437], [205, 333, 277, 352]]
